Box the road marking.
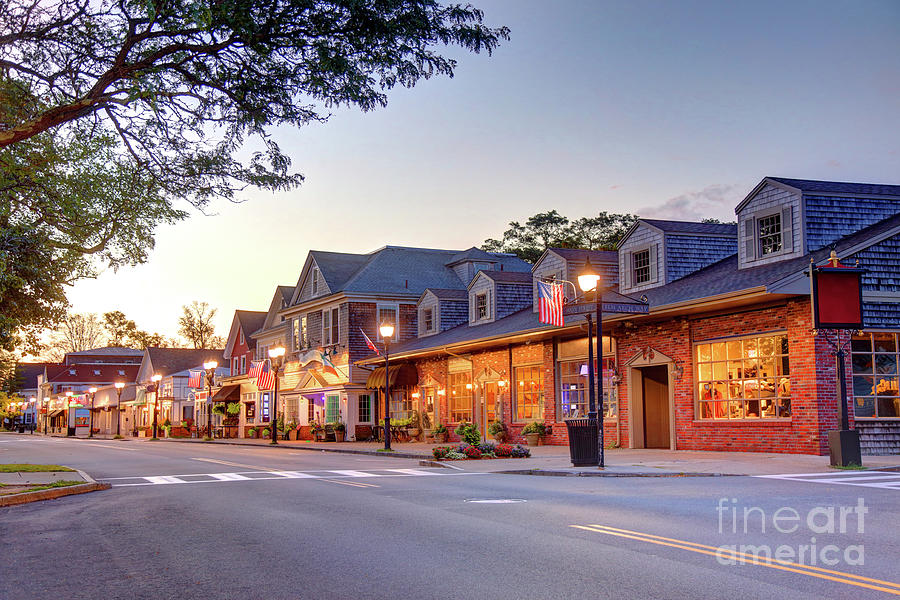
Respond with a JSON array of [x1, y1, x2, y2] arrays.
[[466, 499, 526, 503], [191, 457, 275, 471], [319, 479, 379, 488], [106, 468, 483, 487], [83, 443, 140, 451], [571, 524, 900, 595], [757, 471, 900, 489]]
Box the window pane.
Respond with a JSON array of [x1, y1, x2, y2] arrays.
[[853, 354, 874, 374], [877, 397, 899, 418], [726, 341, 742, 359], [875, 376, 899, 397], [779, 356, 790, 376], [745, 400, 760, 418], [778, 398, 791, 418], [711, 343, 726, 361], [712, 362, 727, 380], [727, 361, 742, 380], [851, 335, 872, 353], [758, 337, 775, 356], [698, 363, 712, 381], [743, 338, 757, 358], [853, 376, 875, 397], [758, 358, 776, 378], [743, 359, 758, 378], [874, 354, 897, 375], [697, 344, 711, 362], [854, 396, 875, 418], [873, 333, 896, 354], [758, 378, 776, 398]]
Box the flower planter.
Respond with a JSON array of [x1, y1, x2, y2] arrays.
[[288, 430, 298, 441], [434, 432, 448, 444], [334, 431, 345, 442], [524, 433, 541, 446], [407, 427, 421, 441]]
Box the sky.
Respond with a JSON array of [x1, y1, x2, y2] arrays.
[[65, 0, 900, 342]]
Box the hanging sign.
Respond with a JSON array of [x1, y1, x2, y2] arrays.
[[810, 254, 866, 329]]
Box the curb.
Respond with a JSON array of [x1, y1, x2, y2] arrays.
[[418, 459, 465, 470], [0, 469, 110, 507], [491, 469, 742, 478]]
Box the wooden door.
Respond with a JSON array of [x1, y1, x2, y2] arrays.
[[642, 366, 670, 449]]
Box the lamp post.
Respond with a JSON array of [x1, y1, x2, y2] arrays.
[[65, 391, 74, 436], [88, 387, 98, 438], [578, 258, 604, 467], [380, 323, 395, 451], [43, 398, 49, 435], [203, 360, 218, 440], [114, 382, 125, 437], [28, 397, 35, 434], [150, 374, 162, 440], [268, 346, 286, 445]]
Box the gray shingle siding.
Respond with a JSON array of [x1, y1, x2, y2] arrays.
[[665, 234, 738, 283], [495, 283, 532, 320], [853, 233, 900, 292], [863, 302, 900, 329], [439, 300, 468, 331], [806, 195, 900, 252]]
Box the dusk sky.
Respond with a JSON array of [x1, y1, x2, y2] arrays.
[[66, 0, 900, 341]]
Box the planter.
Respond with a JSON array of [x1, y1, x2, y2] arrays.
[[315, 431, 327, 442], [407, 427, 421, 440], [434, 432, 448, 444], [334, 431, 345, 442], [288, 430, 299, 441], [524, 433, 541, 447]]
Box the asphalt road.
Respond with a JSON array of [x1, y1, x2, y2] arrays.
[[1, 435, 898, 600]]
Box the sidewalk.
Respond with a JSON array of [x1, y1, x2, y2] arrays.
[[155, 436, 900, 477]]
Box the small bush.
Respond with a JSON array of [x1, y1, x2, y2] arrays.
[[510, 445, 531, 458], [478, 442, 496, 454], [262, 428, 270, 437], [432, 446, 451, 460], [487, 420, 506, 436], [495, 443, 513, 457], [521, 422, 548, 436], [445, 451, 466, 460], [454, 421, 481, 446], [463, 445, 482, 459], [433, 423, 448, 434]]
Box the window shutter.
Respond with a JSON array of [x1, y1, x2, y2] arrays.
[[487, 288, 492, 320], [743, 218, 755, 261], [649, 244, 658, 283], [623, 252, 632, 290], [434, 305, 439, 331], [781, 206, 793, 253]]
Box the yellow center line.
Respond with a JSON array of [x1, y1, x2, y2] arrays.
[[570, 525, 900, 596], [587, 524, 900, 588], [319, 479, 379, 488], [191, 457, 276, 471]]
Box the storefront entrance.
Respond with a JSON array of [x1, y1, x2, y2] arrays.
[[475, 382, 499, 440], [640, 365, 670, 449]]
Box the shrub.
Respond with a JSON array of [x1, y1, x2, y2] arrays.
[[510, 445, 531, 458], [225, 402, 241, 416], [495, 443, 514, 457], [445, 451, 466, 460], [162, 418, 171, 428], [521, 421, 548, 436], [433, 423, 448, 434], [247, 427, 257, 436], [487, 420, 506, 436], [262, 428, 270, 437], [212, 404, 226, 416], [331, 421, 346, 432], [454, 421, 480, 446], [432, 446, 451, 460], [478, 442, 496, 454], [463, 445, 482, 459]]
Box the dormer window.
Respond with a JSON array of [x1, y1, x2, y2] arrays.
[[476, 293, 489, 320], [423, 308, 434, 332], [758, 213, 782, 256], [632, 249, 651, 285]]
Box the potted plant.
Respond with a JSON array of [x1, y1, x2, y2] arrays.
[[163, 418, 172, 438], [454, 421, 480, 446], [212, 404, 226, 416], [287, 421, 299, 441], [521, 421, 548, 446], [247, 427, 257, 438], [433, 423, 448, 444], [487, 420, 507, 443], [406, 411, 421, 440], [262, 428, 271, 438], [309, 421, 325, 441], [332, 421, 346, 442]]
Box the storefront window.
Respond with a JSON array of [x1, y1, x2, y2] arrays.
[[557, 337, 617, 419], [390, 389, 413, 421], [851, 332, 899, 419], [245, 402, 256, 420], [514, 365, 544, 422], [358, 394, 372, 423], [695, 333, 790, 419], [449, 372, 472, 422], [260, 392, 271, 422], [325, 394, 340, 423]]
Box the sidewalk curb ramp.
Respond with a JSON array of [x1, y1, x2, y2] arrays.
[[0, 469, 110, 507]]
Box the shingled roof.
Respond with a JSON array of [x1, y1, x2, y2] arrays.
[[768, 177, 900, 197], [478, 270, 533, 284], [639, 219, 737, 236], [146, 347, 225, 378]]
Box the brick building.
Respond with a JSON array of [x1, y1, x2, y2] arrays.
[[357, 177, 900, 456]]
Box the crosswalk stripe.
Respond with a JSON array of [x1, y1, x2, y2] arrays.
[[384, 468, 440, 476], [756, 470, 900, 490], [143, 476, 184, 484], [208, 473, 252, 481], [328, 470, 380, 478], [269, 471, 320, 479], [108, 468, 481, 487]]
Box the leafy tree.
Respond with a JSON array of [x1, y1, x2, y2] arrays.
[[0, 0, 509, 207], [483, 210, 637, 263], [178, 301, 221, 348], [44, 313, 108, 361], [103, 311, 139, 347]]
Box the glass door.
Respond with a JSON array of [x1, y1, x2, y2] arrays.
[[422, 387, 436, 429]]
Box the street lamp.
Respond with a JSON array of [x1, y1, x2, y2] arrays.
[[65, 391, 74, 436], [203, 360, 218, 440], [88, 387, 98, 438], [379, 322, 395, 451], [577, 257, 605, 467], [268, 346, 286, 445], [151, 374, 162, 440], [28, 397, 35, 434], [114, 382, 125, 437]]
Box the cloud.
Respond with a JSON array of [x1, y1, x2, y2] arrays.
[[609, 184, 622, 190], [637, 184, 740, 221]]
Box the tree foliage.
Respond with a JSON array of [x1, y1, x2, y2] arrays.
[[0, 0, 509, 207], [43, 313, 107, 361], [483, 210, 637, 263], [177, 301, 222, 348], [102, 310, 170, 349]]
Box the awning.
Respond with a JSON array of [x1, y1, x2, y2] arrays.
[[211, 384, 241, 402], [365, 364, 418, 389], [49, 410, 64, 418]]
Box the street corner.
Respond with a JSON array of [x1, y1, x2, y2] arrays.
[[0, 467, 110, 508]]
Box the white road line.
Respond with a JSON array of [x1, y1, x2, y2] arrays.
[[208, 473, 252, 481], [191, 457, 274, 470], [756, 470, 900, 490], [269, 471, 320, 479], [328, 470, 380, 478], [83, 443, 139, 451], [384, 468, 440, 476], [143, 476, 184, 484]]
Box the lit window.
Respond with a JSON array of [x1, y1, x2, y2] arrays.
[[695, 334, 790, 419], [514, 365, 544, 422], [449, 372, 472, 422], [758, 213, 782, 255], [632, 249, 650, 285], [325, 394, 340, 423], [851, 333, 899, 419]]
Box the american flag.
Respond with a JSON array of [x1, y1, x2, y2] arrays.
[[537, 281, 565, 327], [248, 360, 266, 379], [360, 328, 381, 355], [256, 369, 275, 391], [188, 370, 203, 388]]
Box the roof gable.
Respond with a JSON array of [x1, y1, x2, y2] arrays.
[[224, 310, 266, 357]]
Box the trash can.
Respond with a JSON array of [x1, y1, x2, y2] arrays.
[[565, 418, 599, 467]]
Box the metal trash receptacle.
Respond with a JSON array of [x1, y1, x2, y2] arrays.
[[565, 418, 599, 467]]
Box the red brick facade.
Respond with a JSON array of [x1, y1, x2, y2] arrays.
[[403, 297, 845, 455]]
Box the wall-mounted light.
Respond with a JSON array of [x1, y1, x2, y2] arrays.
[[465, 383, 473, 390], [437, 389, 446, 396], [497, 380, 507, 388], [411, 392, 420, 399], [672, 360, 684, 380]]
